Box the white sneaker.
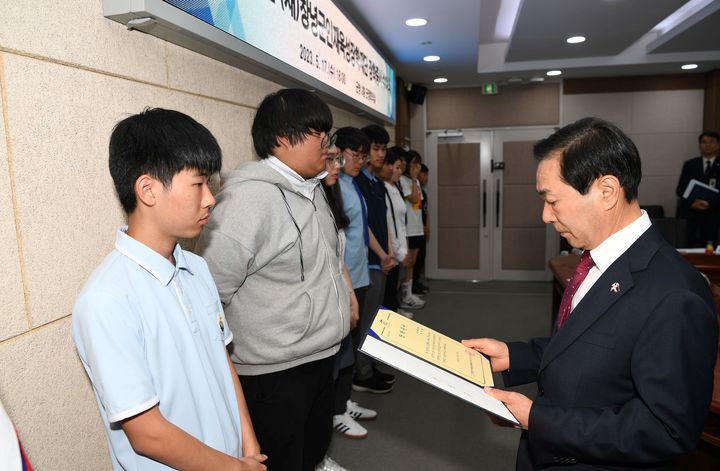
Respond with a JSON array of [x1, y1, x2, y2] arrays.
[[400, 296, 425, 309], [346, 400, 377, 420], [410, 293, 425, 304], [333, 412, 368, 438], [396, 308, 415, 320], [316, 456, 350, 471]]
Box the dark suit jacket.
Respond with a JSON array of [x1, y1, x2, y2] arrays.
[[676, 156, 720, 215], [354, 171, 388, 267], [504, 226, 718, 470]]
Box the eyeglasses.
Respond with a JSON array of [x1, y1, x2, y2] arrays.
[[344, 149, 369, 164], [325, 153, 346, 168], [308, 130, 338, 152], [320, 132, 337, 151]]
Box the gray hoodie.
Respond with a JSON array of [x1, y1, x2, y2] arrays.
[[196, 161, 351, 375]]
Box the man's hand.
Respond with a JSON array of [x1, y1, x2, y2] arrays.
[[691, 198, 710, 210], [462, 338, 509, 372], [238, 454, 267, 471], [484, 388, 532, 430]]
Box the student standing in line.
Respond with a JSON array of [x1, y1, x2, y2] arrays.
[[72, 108, 265, 471], [414, 163, 430, 294], [315, 151, 363, 471], [332, 127, 380, 434], [378, 148, 414, 319], [196, 89, 350, 471], [398, 149, 426, 309], [352, 124, 397, 394]]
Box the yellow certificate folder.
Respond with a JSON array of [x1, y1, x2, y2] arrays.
[[360, 309, 518, 425]]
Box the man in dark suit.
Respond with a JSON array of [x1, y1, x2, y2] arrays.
[[676, 131, 720, 247], [464, 118, 718, 470]]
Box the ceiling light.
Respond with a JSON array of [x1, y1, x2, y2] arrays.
[[434, 77, 448, 84], [507, 77, 523, 83], [566, 36, 586, 44], [405, 18, 428, 27], [529, 76, 545, 82], [423, 55, 440, 62], [681, 63, 698, 70], [546, 70, 562, 76]]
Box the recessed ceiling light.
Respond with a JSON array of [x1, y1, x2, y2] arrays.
[[423, 55, 440, 62], [529, 76, 545, 83], [681, 63, 698, 70], [566, 36, 586, 44], [546, 70, 562, 76], [434, 77, 448, 84], [405, 18, 428, 27], [507, 77, 523, 83]]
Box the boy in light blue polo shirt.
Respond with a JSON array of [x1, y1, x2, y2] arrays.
[[72, 109, 266, 471]]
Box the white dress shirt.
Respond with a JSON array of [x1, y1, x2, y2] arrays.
[[572, 210, 652, 310]]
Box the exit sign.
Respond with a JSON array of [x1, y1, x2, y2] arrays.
[[482, 82, 498, 95]]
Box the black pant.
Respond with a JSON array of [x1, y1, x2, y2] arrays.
[[334, 365, 354, 414], [239, 357, 334, 471], [413, 236, 427, 286], [383, 265, 400, 311]]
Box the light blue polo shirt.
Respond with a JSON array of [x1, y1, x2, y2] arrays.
[[72, 229, 241, 470], [339, 172, 370, 288]]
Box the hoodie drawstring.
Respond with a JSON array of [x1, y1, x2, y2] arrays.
[[275, 185, 305, 282]]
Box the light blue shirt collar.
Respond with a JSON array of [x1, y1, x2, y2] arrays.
[[114, 228, 191, 286], [361, 167, 377, 181]]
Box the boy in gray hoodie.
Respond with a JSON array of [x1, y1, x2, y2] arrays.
[[196, 89, 350, 471]]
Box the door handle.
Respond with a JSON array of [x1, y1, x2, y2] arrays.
[[482, 180, 487, 228], [496, 179, 500, 228]]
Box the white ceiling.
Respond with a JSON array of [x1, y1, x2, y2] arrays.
[[337, 0, 720, 88]]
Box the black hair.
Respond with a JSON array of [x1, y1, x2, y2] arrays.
[[335, 127, 370, 153], [406, 149, 422, 164], [420, 164, 429, 173], [252, 89, 333, 158], [699, 131, 720, 142], [323, 183, 349, 230], [361, 124, 390, 145], [533, 117, 641, 203], [533, 118, 642, 202], [108, 108, 222, 214], [384, 147, 403, 166]]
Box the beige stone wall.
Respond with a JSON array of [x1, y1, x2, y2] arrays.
[[0, 2, 390, 469]]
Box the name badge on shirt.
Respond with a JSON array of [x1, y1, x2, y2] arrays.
[[710, 178, 717, 188]]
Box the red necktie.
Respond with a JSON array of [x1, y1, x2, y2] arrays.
[[556, 251, 594, 329]]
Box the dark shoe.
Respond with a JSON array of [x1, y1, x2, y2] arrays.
[[415, 282, 430, 293], [372, 366, 396, 384], [352, 375, 393, 394]]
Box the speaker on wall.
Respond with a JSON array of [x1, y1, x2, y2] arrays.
[[408, 84, 427, 105]]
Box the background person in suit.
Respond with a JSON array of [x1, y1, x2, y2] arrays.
[[676, 131, 720, 247], [464, 118, 718, 471]]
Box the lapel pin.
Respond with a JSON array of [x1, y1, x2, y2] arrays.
[[610, 282, 620, 293]]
